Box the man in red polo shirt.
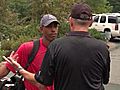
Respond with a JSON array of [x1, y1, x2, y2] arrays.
[[0, 14, 59, 90]]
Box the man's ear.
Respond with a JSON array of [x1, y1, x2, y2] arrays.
[[69, 17, 74, 27], [40, 27, 43, 33]]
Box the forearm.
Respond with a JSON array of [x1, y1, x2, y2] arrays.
[[18, 68, 37, 84], [19, 69, 47, 90]]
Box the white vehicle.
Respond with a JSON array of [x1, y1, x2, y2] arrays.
[[90, 13, 120, 40]]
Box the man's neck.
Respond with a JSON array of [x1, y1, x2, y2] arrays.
[[42, 37, 50, 47], [72, 26, 88, 32]]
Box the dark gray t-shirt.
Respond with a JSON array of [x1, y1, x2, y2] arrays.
[[35, 31, 110, 90]]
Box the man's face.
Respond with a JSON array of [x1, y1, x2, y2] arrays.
[[42, 22, 59, 42]]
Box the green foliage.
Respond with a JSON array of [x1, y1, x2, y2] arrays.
[[1, 40, 13, 50], [9, 0, 30, 19], [0, 35, 33, 61], [108, 0, 120, 12], [0, 0, 8, 23], [1, 34, 38, 51], [11, 23, 41, 39], [58, 21, 70, 37], [89, 28, 106, 41], [19, 23, 41, 38], [85, 0, 112, 13], [0, 50, 8, 62]]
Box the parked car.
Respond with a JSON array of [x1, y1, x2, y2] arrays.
[[90, 13, 120, 40]]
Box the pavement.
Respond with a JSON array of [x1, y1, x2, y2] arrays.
[[105, 41, 120, 90], [105, 83, 120, 90], [107, 42, 119, 51]]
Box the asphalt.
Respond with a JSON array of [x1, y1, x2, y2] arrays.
[[105, 41, 120, 90], [105, 83, 120, 90]]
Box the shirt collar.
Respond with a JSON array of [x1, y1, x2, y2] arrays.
[[66, 31, 90, 37]]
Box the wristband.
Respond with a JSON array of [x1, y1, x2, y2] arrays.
[[16, 65, 24, 75]]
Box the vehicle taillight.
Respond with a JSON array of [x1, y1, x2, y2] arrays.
[[115, 24, 118, 30]]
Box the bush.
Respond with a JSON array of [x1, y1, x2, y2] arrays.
[[0, 50, 9, 62], [89, 28, 106, 41], [58, 21, 69, 37], [0, 35, 34, 60]]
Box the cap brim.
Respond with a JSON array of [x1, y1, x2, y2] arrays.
[[44, 20, 60, 26]]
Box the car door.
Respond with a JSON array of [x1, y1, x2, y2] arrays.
[[97, 15, 107, 32], [90, 15, 100, 30]]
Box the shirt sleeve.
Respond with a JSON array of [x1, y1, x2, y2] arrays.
[[103, 50, 111, 84], [35, 48, 54, 86]]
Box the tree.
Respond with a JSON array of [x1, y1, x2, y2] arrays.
[[84, 0, 112, 13], [108, 0, 120, 13], [0, 0, 8, 23]]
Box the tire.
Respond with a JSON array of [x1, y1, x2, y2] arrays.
[[104, 31, 111, 41]]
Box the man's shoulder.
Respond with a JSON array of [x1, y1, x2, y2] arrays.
[[21, 41, 33, 46], [19, 38, 41, 50], [17, 41, 34, 51], [91, 39, 108, 49], [52, 37, 66, 44]]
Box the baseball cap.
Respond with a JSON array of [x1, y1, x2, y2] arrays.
[[70, 3, 92, 20], [40, 14, 60, 27]]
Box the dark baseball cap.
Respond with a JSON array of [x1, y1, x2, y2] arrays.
[[40, 14, 60, 27], [70, 3, 92, 20]]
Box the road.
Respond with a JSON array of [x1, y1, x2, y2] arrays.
[[105, 39, 120, 90]]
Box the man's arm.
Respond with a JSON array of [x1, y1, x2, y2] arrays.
[[19, 67, 37, 84], [103, 51, 111, 84], [5, 54, 47, 90], [0, 62, 10, 79], [15, 64, 47, 90]]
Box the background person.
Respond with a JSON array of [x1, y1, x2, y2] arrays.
[[0, 14, 59, 90]]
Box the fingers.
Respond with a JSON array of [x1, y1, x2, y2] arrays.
[[10, 54, 18, 61], [3, 51, 19, 64], [3, 54, 21, 71], [9, 51, 19, 61], [8, 57, 20, 68], [8, 57, 15, 62], [9, 51, 15, 57]]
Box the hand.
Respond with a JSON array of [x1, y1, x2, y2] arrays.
[[8, 51, 21, 69], [3, 51, 22, 71]]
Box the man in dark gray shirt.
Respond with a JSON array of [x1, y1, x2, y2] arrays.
[[35, 2, 110, 90]]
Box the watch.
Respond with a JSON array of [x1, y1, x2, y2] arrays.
[[16, 65, 24, 75]]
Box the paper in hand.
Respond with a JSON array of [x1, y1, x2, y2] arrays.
[[2, 56, 12, 64]]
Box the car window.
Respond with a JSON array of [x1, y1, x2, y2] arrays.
[[100, 16, 106, 23], [94, 16, 99, 22], [108, 16, 117, 23], [117, 16, 120, 23]]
